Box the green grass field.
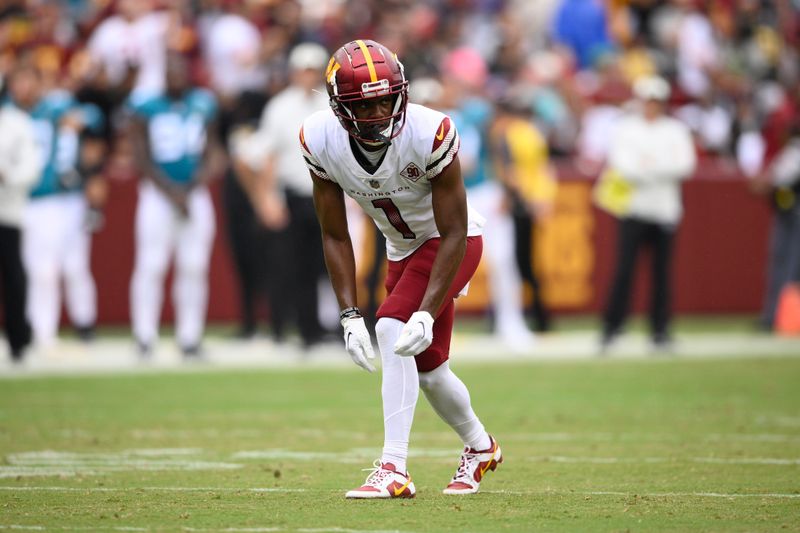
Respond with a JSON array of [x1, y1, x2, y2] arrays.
[[1, 351, 799, 532]]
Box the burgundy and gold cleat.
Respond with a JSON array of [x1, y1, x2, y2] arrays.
[[346, 461, 416, 499], [443, 435, 503, 495]]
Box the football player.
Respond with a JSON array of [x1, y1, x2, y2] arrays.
[[9, 63, 106, 350], [302, 40, 502, 499], [127, 53, 221, 357]]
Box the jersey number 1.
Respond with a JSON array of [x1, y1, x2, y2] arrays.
[[372, 198, 416, 240]]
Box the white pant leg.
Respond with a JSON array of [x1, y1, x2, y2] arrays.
[[418, 361, 490, 451], [22, 197, 64, 347], [60, 194, 97, 328], [467, 182, 533, 347], [173, 185, 215, 348], [375, 317, 419, 474], [130, 181, 176, 345]]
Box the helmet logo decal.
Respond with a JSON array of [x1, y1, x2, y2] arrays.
[[326, 57, 340, 84]]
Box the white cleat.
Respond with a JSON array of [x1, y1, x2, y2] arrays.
[[443, 435, 503, 495], [345, 460, 416, 499]]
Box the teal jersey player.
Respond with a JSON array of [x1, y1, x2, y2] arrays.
[[27, 91, 104, 198], [127, 88, 218, 185]]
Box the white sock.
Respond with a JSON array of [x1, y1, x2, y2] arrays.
[[375, 317, 419, 473], [419, 361, 491, 451]]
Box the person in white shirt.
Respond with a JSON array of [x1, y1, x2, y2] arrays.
[[86, 0, 168, 98], [0, 74, 42, 361], [600, 75, 697, 352], [199, 7, 266, 105], [247, 42, 332, 348]]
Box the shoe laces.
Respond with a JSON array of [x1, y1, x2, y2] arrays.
[[451, 449, 479, 484], [362, 459, 393, 487]]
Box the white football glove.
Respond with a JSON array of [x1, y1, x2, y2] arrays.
[[341, 316, 376, 372], [394, 311, 434, 357]]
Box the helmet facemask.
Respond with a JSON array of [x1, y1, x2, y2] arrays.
[[326, 40, 409, 145]]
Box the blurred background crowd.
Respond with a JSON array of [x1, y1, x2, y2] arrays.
[[1, 0, 799, 362]]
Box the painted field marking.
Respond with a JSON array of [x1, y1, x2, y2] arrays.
[[1, 486, 798, 500], [3, 450, 242, 477], [0, 527, 412, 533], [231, 449, 800, 466], [43, 428, 800, 450], [0, 526, 411, 533], [0, 486, 306, 493], [486, 490, 800, 499], [4, 446, 799, 480], [50, 428, 800, 443], [522, 456, 800, 465]]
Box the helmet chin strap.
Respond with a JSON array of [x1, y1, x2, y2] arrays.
[[360, 116, 395, 146]]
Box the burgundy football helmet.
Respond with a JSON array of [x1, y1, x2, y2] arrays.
[[325, 39, 409, 144]]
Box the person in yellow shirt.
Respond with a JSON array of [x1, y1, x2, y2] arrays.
[[489, 93, 557, 332]]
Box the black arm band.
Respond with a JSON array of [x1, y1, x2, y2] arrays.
[[339, 307, 362, 321]]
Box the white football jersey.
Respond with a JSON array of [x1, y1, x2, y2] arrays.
[[301, 103, 485, 260]]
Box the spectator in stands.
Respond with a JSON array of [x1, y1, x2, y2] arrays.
[[87, 0, 169, 98], [0, 67, 41, 362], [672, 0, 721, 99], [198, 1, 266, 108], [551, 0, 614, 71], [524, 48, 580, 158], [600, 76, 696, 352], [676, 88, 734, 156]]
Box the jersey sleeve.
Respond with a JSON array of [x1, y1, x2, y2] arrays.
[[125, 92, 157, 119], [299, 123, 333, 181], [191, 89, 218, 123], [425, 115, 460, 180]]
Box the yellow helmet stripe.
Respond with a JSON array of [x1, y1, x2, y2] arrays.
[[355, 39, 378, 82]]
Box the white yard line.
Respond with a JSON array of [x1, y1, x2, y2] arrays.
[[4, 447, 799, 481], [2, 486, 799, 500], [0, 486, 306, 493], [232, 449, 800, 466], [0, 527, 412, 533], [522, 455, 800, 465], [47, 428, 796, 444], [4, 450, 242, 476], [486, 489, 800, 499]]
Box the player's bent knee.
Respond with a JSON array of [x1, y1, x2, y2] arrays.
[[375, 317, 403, 346], [417, 362, 448, 391], [417, 371, 437, 391]]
